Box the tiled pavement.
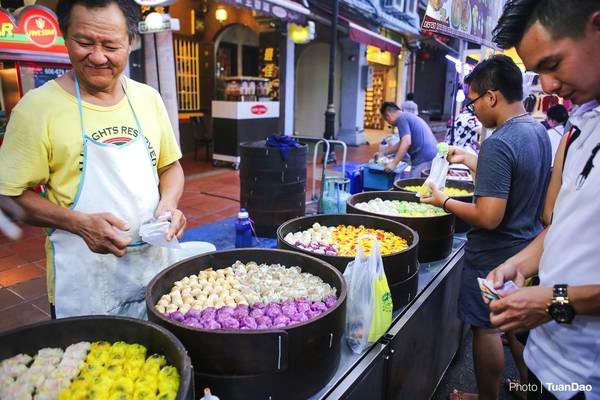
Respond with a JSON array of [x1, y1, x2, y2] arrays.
[[0, 142, 379, 333]]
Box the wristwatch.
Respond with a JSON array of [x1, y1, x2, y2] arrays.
[[547, 284, 575, 324]]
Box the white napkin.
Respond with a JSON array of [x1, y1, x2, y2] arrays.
[[139, 212, 181, 249]]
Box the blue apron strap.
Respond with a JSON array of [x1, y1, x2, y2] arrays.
[[121, 78, 145, 141], [73, 74, 88, 140]]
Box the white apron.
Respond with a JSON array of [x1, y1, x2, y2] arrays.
[[50, 75, 170, 319]]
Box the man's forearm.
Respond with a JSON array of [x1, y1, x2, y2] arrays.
[[158, 161, 185, 209], [462, 152, 478, 174], [444, 199, 492, 229], [570, 285, 600, 316], [12, 190, 81, 233], [505, 227, 546, 278]]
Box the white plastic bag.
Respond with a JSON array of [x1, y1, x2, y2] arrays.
[[344, 235, 392, 354], [418, 143, 449, 197], [139, 212, 181, 249]]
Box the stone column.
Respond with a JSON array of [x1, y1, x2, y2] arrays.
[[337, 39, 367, 146], [143, 30, 180, 146], [278, 29, 295, 136]]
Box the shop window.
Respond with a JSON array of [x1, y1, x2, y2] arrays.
[[174, 36, 201, 111]]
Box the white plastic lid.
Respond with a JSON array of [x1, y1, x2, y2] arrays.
[[238, 211, 249, 219]]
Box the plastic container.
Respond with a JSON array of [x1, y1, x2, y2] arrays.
[[378, 139, 388, 157], [235, 209, 253, 248], [319, 177, 351, 214]]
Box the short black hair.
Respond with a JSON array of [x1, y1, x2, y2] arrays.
[[380, 102, 400, 115], [493, 0, 600, 49], [546, 104, 569, 124], [406, 93, 415, 101], [57, 0, 140, 42], [464, 55, 523, 103]]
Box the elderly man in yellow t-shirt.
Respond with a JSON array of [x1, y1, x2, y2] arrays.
[[0, 0, 186, 319]]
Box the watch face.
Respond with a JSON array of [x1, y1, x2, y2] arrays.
[[549, 303, 575, 323]]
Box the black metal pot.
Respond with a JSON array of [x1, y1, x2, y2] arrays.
[[346, 191, 455, 262], [277, 214, 419, 311], [0, 316, 194, 400], [277, 214, 419, 285], [393, 178, 474, 233], [146, 248, 347, 400]]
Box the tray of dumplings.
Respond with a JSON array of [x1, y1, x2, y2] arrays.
[[0, 316, 193, 400]]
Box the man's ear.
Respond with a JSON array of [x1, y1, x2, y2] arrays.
[[488, 90, 499, 108]]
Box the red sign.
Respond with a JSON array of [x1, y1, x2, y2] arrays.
[[251, 105, 268, 115], [0, 6, 67, 55]]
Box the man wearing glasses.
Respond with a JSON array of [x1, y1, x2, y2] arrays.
[[422, 55, 551, 400]]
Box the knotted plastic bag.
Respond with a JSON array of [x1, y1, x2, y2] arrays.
[[139, 212, 181, 249], [344, 235, 393, 354], [418, 142, 450, 197]]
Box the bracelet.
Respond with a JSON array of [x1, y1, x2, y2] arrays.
[[442, 197, 451, 212]]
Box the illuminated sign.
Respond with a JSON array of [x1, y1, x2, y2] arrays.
[[0, 6, 66, 54], [251, 105, 267, 115]]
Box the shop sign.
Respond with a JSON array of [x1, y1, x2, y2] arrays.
[[366, 46, 394, 66], [219, 0, 308, 24], [421, 0, 506, 48], [0, 6, 66, 54], [251, 105, 268, 115]]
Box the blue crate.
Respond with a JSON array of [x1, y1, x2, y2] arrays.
[[362, 163, 408, 191], [333, 163, 364, 194]]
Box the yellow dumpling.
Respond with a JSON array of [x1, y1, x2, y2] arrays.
[[125, 344, 147, 359], [111, 377, 134, 394], [157, 390, 177, 400], [146, 354, 167, 369], [133, 388, 158, 400], [108, 392, 130, 400]]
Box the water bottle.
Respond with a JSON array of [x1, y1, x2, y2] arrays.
[[235, 208, 253, 248], [378, 138, 388, 158], [200, 388, 220, 400]]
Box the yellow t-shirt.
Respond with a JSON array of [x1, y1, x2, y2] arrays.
[[0, 77, 182, 303]]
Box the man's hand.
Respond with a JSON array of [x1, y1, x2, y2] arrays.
[[420, 181, 447, 208], [486, 262, 527, 292], [155, 203, 186, 241], [447, 146, 466, 164], [489, 286, 553, 332], [74, 212, 131, 256], [384, 160, 396, 173]]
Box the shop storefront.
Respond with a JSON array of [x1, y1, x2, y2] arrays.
[[363, 45, 398, 130], [170, 0, 309, 166], [0, 6, 70, 145]]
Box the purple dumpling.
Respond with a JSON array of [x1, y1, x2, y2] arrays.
[[221, 317, 240, 329], [201, 307, 217, 320], [265, 303, 282, 319], [216, 306, 235, 323], [240, 316, 258, 330], [306, 309, 322, 319], [252, 302, 266, 310], [169, 311, 185, 322], [281, 303, 297, 318], [296, 301, 310, 313], [290, 312, 308, 323], [202, 319, 222, 330], [250, 308, 265, 318], [324, 295, 337, 308], [255, 315, 273, 329], [282, 299, 295, 308], [272, 315, 291, 328], [311, 301, 327, 313], [233, 304, 249, 320], [186, 309, 202, 320], [186, 320, 203, 329]]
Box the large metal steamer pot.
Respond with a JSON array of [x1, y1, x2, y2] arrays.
[[277, 214, 419, 310], [0, 316, 194, 399], [393, 177, 474, 233], [146, 248, 347, 400], [347, 191, 455, 262]]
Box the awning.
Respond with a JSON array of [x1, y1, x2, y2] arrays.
[[348, 22, 402, 54], [220, 0, 310, 24]]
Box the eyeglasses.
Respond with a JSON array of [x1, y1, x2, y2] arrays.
[[465, 89, 498, 113]]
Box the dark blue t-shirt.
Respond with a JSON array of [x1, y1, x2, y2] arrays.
[[395, 113, 438, 165], [465, 115, 552, 270]]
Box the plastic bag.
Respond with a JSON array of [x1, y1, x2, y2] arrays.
[[344, 235, 393, 354], [418, 142, 450, 197], [139, 212, 181, 249]]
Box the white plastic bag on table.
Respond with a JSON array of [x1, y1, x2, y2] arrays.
[[418, 143, 450, 197], [344, 235, 393, 354]]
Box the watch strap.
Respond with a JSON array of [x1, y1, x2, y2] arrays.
[[553, 284, 568, 299]]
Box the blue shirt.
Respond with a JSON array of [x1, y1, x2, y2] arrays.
[[394, 112, 438, 165], [465, 115, 552, 270]]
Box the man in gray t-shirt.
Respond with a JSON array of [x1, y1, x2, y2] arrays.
[[421, 55, 551, 400], [380, 102, 438, 177]]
